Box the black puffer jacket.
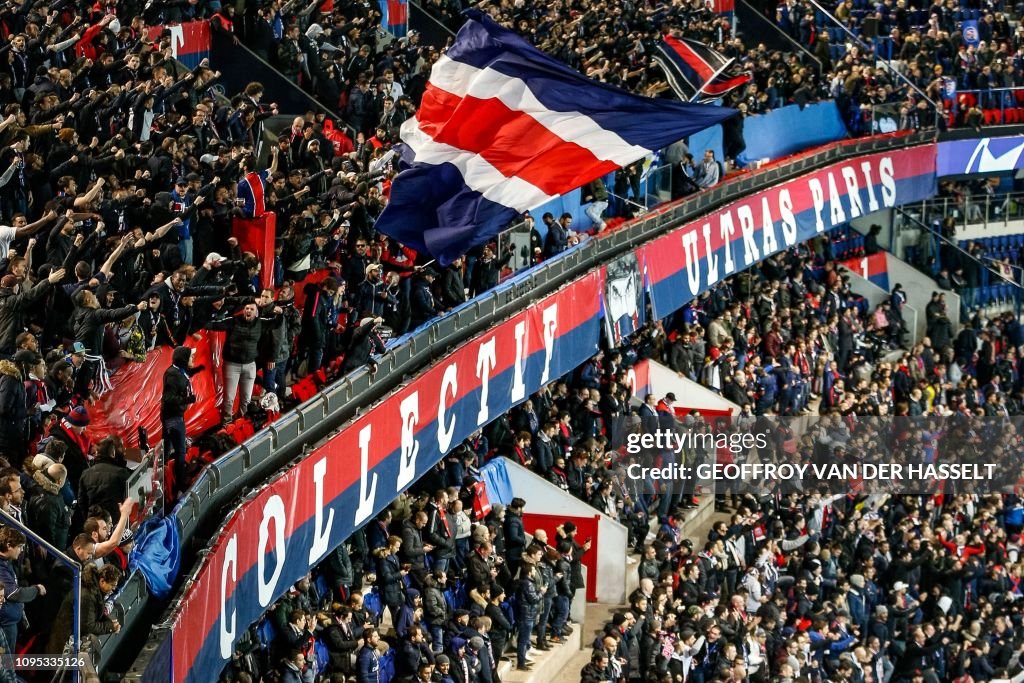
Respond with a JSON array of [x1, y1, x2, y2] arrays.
[[209, 313, 273, 364], [78, 457, 130, 525], [26, 470, 70, 549]]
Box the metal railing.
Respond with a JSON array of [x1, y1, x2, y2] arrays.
[[895, 205, 1024, 317], [909, 191, 1024, 231], [950, 87, 1024, 120], [0, 509, 82, 683]]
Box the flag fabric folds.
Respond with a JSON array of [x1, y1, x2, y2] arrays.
[[374, 11, 735, 266], [653, 35, 752, 103]]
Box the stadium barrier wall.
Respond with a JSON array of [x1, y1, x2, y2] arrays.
[[116, 132, 939, 681], [645, 360, 740, 415], [736, 102, 848, 167]]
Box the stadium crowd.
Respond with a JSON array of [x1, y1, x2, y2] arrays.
[[0, 0, 1018, 677], [200, 219, 1024, 683]]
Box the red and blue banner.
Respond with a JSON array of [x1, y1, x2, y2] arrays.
[[376, 11, 734, 266], [652, 35, 750, 102], [148, 21, 212, 69], [380, 0, 408, 37], [842, 251, 890, 290], [639, 145, 936, 318], [170, 272, 602, 683]]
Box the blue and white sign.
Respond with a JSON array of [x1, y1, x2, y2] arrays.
[[937, 137, 1024, 176]]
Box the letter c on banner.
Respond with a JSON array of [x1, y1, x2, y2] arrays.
[[397, 392, 420, 489], [258, 495, 286, 607], [219, 534, 238, 659], [438, 363, 458, 452]]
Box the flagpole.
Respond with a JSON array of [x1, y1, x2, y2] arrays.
[[688, 57, 736, 103]]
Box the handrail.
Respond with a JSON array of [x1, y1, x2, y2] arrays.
[[116, 130, 938, 681], [215, 33, 358, 140], [736, 0, 824, 74], [896, 205, 1022, 289], [803, 0, 940, 118], [410, 0, 458, 38], [0, 509, 82, 682]]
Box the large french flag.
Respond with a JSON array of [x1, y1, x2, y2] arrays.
[[375, 11, 736, 266], [653, 35, 752, 103]]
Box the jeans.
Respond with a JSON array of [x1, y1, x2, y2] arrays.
[[263, 360, 287, 400], [305, 342, 324, 375], [585, 200, 608, 228], [537, 595, 553, 643], [223, 361, 256, 419], [551, 595, 570, 636], [178, 238, 193, 265], [163, 416, 188, 489], [516, 613, 533, 666]]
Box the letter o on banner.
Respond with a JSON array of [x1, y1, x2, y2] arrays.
[[219, 535, 238, 659], [258, 494, 287, 607]]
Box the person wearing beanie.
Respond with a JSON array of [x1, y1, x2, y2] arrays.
[[162, 346, 204, 492], [434, 653, 455, 683]]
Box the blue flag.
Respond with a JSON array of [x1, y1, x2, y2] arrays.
[[962, 20, 980, 47]]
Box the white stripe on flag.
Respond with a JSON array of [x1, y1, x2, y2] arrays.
[[400, 117, 555, 211], [427, 56, 651, 166]]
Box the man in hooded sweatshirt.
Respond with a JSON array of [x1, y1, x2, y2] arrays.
[[161, 346, 204, 491]]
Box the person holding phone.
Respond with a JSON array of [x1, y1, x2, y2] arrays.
[[0, 527, 45, 651]]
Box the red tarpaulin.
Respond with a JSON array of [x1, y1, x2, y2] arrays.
[[86, 332, 225, 448]]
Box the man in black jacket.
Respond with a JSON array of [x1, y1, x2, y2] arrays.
[[410, 268, 438, 328], [504, 498, 527, 578], [207, 301, 281, 421], [161, 346, 204, 491]]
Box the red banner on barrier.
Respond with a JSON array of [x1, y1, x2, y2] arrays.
[[170, 272, 603, 683], [87, 332, 225, 448]]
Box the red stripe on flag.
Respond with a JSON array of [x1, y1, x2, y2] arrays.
[[703, 73, 751, 96], [417, 83, 621, 196], [663, 35, 716, 81]]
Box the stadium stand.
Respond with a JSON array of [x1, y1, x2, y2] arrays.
[[0, 0, 1020, 680]]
